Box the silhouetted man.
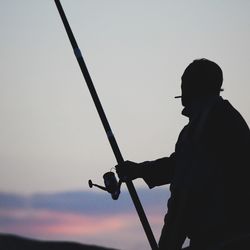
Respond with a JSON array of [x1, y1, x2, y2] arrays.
[[116, 59, 250, 250]]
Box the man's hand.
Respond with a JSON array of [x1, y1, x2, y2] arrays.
[[115, 160, 144, 182]]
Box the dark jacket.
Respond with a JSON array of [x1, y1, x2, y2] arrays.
[[142, 96, 250, 249]]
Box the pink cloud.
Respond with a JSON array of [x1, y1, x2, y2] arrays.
[[0, 207, 148, 238], [0, 190, 168, 249], [44, 212, 128, 236]]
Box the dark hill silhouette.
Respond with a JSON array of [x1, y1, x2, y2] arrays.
[[0, 234, 118, 250]]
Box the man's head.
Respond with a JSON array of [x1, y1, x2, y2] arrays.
[[180, 58, 223, 107]]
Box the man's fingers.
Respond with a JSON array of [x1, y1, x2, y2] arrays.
[[115, 161, 132, 181]]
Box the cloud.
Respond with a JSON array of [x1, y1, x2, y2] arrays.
[[0, 187, 169, 250], [0, 187, 169, 215], [0, 193, 28, 209]]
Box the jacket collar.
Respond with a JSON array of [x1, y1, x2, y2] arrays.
[[182, 95, 223, 120]]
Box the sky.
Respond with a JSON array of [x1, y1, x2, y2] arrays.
[[0, 189, 170, 250], [0, 0, 250, 249]]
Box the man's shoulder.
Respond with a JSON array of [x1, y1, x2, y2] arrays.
[[210, 98, 250, 138], [213, 98, 247, 125]]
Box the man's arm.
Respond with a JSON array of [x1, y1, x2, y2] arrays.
[[142, 153, 176, 188], [116, 153, 176, 188]]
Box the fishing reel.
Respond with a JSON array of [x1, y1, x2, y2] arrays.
[[88, 171, 122, 200]]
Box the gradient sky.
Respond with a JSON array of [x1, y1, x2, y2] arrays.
[[1, 0, 249, 194], [0, 189, 170, 250], [0, 1, 250, 249]]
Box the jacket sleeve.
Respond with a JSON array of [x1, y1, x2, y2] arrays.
[[142, 153, 176, 188]]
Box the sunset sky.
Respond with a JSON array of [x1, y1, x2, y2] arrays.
[[0, 0, 249, 250], [0, 189, 169, 249]]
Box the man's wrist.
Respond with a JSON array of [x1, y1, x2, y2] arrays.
[[137, 161, 151, 178]]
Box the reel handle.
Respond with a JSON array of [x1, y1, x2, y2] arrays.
[[88, 179, 107, 192]]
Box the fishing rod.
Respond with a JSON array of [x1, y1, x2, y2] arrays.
[[53, 1, 158, 249]]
